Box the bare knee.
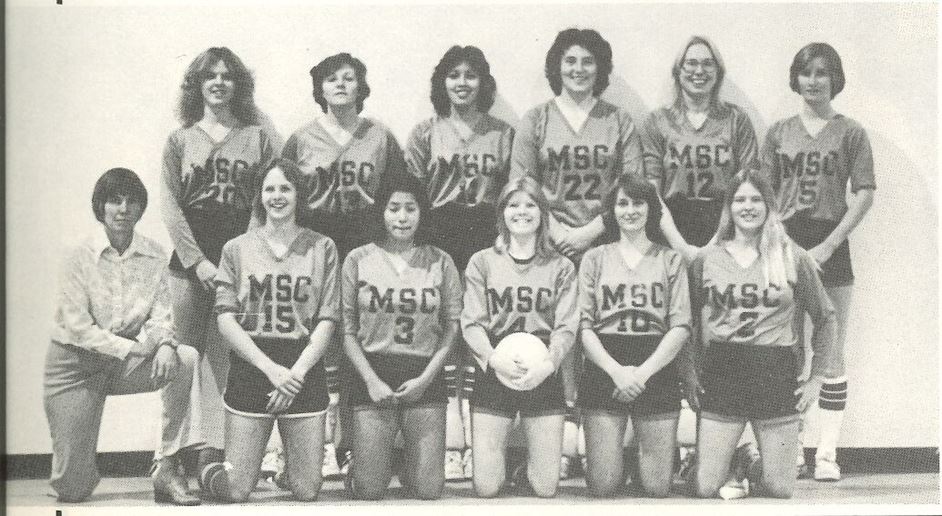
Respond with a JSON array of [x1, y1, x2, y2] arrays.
[[290, 478, 321, 502], [641, 481, 671, 498], [54, 482, 97, 503], [228, 487, 252, 503], [528, 472, 559, 498], [413, 482, 443, 500], [354, 481, 387, 501], [585, 472, 620, 498], [758, 480, 794, 499], [473, 476, 503, 498]]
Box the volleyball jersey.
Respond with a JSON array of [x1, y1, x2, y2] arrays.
[[461, 248, 578, 359], [162, 124, 276, 270], [214, 228, 340, 341], [689, 244, 834, 378], [761, 115, 876, 222], [405, 114, 514, 209], [282, 117, 405, 216], [342, 243, 462, 358], [640, 103, 758, 246], [579, 243, 690, 337], [510, 99, 642, 228]]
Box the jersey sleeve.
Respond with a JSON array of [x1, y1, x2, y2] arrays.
[[404, 119, 433, 183], [509, 107, 542, 183], [618, 110, 644, 176], [213, 241, 241, 315], [549, 259, 579, 368], [679, 254, 705, 377], [340, 251, 361, 338], [578, 248, 602, 330], [640, 112, 666, 187], [845, 123, 876, 192], [160, 131, 205, 269], [439, 251, 463, 322], [665, 249, 692, 331], [732, 106, 760, 171], [460, 252, 490, 335], [793, 247, 837, 379], [281, 131, 300, 162], [316, 238, 342, 324], [385, 128, 407, 176]]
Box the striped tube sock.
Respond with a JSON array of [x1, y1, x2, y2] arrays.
[[816, 377, 847, 462], [325, 365, 340, 396], [444, 364, 459, 396], [461, 365, 476, 398]]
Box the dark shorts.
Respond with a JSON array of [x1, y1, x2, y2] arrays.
[[299, 209, 371, 262], [347, 352, 447, 409], [429, 203, 497, 273], [168, 206, 250, 275], [665, 197, 723, 248], [699, 342, 799, 421], [578, 334, 681, 418], [224, 337, 329, 418], [784, 216, 853, 287], [471, 364, 567, 419]]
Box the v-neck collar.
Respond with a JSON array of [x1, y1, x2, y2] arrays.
[[257, 228, 306, 262], [796, 113, 840, 141], [376, 242, 418, 277], [615, 241, 653, 271], [443, 114, 485, 145], [552, 96, 598, 135], [195, 123, 238, 146], [722, 243, 760, 270], [316, 116, 364, 152]]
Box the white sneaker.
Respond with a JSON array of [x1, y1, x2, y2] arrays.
[[322, 443, 341, 479], [814, 458, 841, 481], [462, 449, 473, 479], [444, 450, 464, 481], [718, 476, 750, 500], [559, 456, 572, 480], [260, 448, 284, 483]]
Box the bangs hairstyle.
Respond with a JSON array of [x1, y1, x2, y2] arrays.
[[92, 168, 148, 222], [252, 159, 312, 225], [430, 45, 497, 116], [604, 173, 667, 246], [545, 28, 613, 97], [494, 176, 555, 259], [310, 53, 371, 114], [709, 169, 798, 287], [177, 47, 258, 127], [672, 35, 729, 117], [790, 42, 845, 98], [371, 171, 432, 245]]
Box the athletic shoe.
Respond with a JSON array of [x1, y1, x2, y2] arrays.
[[445, 450, 464, 481], [322, 443, 342, 479], [339, 449, 352, 477], [718, 476, 749, 500], [675, 447, 697, 484], [510, 462, 531, 494], [732, 443, 762, 485], [260, 448, 285, 483], [202, 462, 231, 501], [462, 448, 473, 479], [814, 458, 841, 482], [559, 456, 572, 480]]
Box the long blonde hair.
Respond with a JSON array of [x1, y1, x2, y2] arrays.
[[709, 169, 799, 287], [494, 176, 555, 259]]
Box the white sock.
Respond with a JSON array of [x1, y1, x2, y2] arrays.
[[816, 377, 847, 462]]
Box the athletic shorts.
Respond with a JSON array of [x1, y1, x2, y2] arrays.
[[784, 216, 853, 287], [665, 197, 723, 248], [224, 337, 329, 418], [699, 341, 799, 421], [578, 334, 681, 418], [471, 364, 567, 419], [299, 210, 371, 262], [347, 352, 447, 409], [429, 203, 497, 274]]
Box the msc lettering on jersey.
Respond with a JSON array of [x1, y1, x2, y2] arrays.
[[600, 282, 665, 310], [365, 285, 438, 314], [243, 273, 314, 333], [486, 286, 553, 315], [547, 145, 610, 172], [316, 160, 375, 187], [705, 282, 782, 309], [191, 158, 251, 205], [666, 144, 731, 170], [439, 153, 499, 178], [776, 151, 839, 178]]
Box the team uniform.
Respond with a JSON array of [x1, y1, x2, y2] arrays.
[[460, 248, 579, 417], [341, 243, 463, 407], [641, 103, 759, 247], [761, 115, 876, 287], [578, 243, 690, 417], [511, 99, 643, 245], [282, 117, 406, 260], [405, 114, 514, 272], [689, 245, 835, 422], [214, 228, 340, 417]]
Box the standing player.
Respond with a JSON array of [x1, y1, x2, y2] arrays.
[[404, 44, 514, 480], [511, 28, 643, 477], [161, 47, 276, 488], [461, 176, 579, 498], [761, 42, 875, 481], [281, 52, 406, 478], [579, 174, 690, 498], [205, 159, 338, 502], [689, 170, 835, 499], [342, 172, 462, 500]]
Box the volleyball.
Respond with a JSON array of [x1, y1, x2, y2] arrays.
[[493, 332, 550, 391]]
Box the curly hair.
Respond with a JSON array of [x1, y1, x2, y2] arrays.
[[430, 45, 497, 116], [177, 47, 258, 127], [544, 28, 613, 97], [309, 53, 371, 114]]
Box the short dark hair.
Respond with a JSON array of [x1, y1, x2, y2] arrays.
[[252, 159, 312, 225], [310, 53, 371, 114], [177, 47, 258, 127], [370, 171, 432, 245], [430, 45, 497, 116], [790, 42, 845, 98], [92, 168, 148, 222], [604, 173, 666, 245], [544, 28, 613, 97]]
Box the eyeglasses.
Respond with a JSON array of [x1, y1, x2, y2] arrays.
[[681, 59, 717, 72]]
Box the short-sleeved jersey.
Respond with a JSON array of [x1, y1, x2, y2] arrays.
[[162, 124, 276, 270], [282, 117, 405, 216], [640, 103, 758, 246], [579, 243, 690, 337], [405, 114, 514, 209], [215, 228, 340, 341], [461, 247, 578, 348], [342, 243, 462, 358], [761, 115, 876, 222], [689, 244, 831, 351], [510, 99, 642, 228]]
